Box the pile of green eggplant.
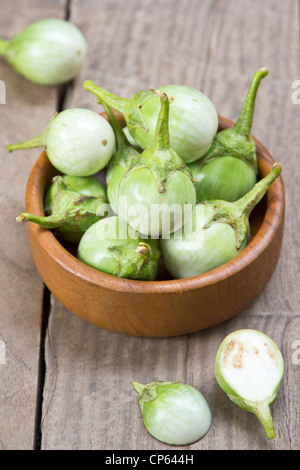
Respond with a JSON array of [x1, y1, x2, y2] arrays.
[[9, 68, 282, 281]]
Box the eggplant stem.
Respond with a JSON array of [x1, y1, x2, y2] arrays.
[[136, 243, 149, 254], [83, 80, 128, 114], [204, 163, 282, 250], [16, 212, 66, 229], [6, 132, 45, 153], [132, 381, 145, 395], [152, 91, 170, 151], [254, 403, 276, 439], [234, 68, 269, 137], [102, 103, 129, 149], [234, 163, 281, 218], [16, 214, 27, 223]]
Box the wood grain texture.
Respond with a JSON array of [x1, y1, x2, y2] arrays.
[[0, 0, 298, 450], [0, 0, 67, 449], [38, 0, 299, 451], [41, 298, 299, 450]]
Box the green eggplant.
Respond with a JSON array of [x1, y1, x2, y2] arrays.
[[117, 90, 196, 237], [189, 68, 269, 203], [83, 81, 218, 164], [77, 215, 161, 281], [215, 329, 284, 439], [7, 108, 116, 177], [132, 380, 212, 445], [0, 19, 86, 85], [160, 163, 281, 279], [17, 175, 109, 243]]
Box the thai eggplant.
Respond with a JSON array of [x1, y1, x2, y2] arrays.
[[6, 108, 116, 176], [160, 163, 281, 279], [83, 81, 218, 164], [117, 90, 196, 237], [77, 215, 161, 280], [132, 380, 211, 445], [189, 68, 269, 202], [215, 329, 284, 439], [0, 19, 86, 85], [16, 175, 109, 243]]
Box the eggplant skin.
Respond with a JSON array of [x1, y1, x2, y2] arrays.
[[132, 84, 219, 164], [189, 156, 257, 203], [160, 204, 246, 279], [119, 167, 196, 237], [77, 216, 161, 281], [5, 19, 87, 85]]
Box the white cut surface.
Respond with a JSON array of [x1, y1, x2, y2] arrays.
[[221, 330, 283, 402]]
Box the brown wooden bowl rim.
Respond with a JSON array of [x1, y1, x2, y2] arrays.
[[25, 115, 285, 294]]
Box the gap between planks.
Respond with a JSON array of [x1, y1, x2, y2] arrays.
[[32, 0, 72, 450]]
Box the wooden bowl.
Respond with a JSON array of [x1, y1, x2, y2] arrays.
[[24, 116, 285, 337]]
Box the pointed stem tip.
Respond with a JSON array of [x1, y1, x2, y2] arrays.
[[234, 67, 269, 137], [6, 132, 45, 153], [235, 162, 282, 217], [16, 214, 27, 223], [152, 91, 171, 151], [258, 67, 269, 76], [136, 243, 150, 254], [83, 80, 95, 92], [83, 80, 128, 114], [254, 403, 276, 439], [155, 90, 168, 100], [132, 381, 145, 395]]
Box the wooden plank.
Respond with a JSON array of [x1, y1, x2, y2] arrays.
[[0, 0, 67, 449], [202, 0, 300, 318], [42, 299, 299, 450], [187, 314, 300, 449], [41, 297, 190, 450], [65, 0, 217, 109], [189, 1, 300, 449], [40, 0, 299, 450]]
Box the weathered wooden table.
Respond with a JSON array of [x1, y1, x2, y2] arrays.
[[0, 0, 299, 451]]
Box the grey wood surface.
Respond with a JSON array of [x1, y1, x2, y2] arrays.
[[0, 0, 299, 450]]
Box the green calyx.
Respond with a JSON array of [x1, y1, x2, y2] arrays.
[[132, 380, 181, 412], [108, 241, 160, 280], [123, 91, 193, 193], [123, 148, 190, 194], [16, 175, 108, 240], [197, 68, 269, 173], [203, 163, 282, 250], [83, 80, 157, 137], [106, 145, 140, 183]]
